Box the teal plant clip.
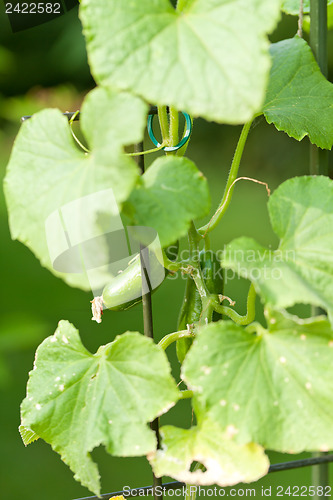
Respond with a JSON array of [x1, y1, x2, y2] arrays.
[[147, 111, 192, 152]]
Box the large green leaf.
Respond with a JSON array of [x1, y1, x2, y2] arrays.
[[223, 176, 333, 326], [148, 418, 269, 486], [182, 309, 333, 453], [20, 321, 179, 495], [263, 37, 333, 149], [4, 88, 148, 290], [80, 0, 281, 123], [124, 156, 210, 247], [282, 0, 333, 15]]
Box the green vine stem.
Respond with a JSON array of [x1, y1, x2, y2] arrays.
[[188, 221, 201, 259], [161, 249, 184, 272], [245, 321, 266, 336], [69, 111, 90, 153], [203, 234, 211, 252], [158, 330, 194, 350], [179, 390, 193, 400], [213, 282, 256, 326], [199, 119, 254, 235], [127, 143, 167, 156], [200, 176, 270, 238]]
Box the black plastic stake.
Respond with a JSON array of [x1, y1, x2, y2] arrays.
[[134, 142, 163, 500], [309, 0, 328, 176]]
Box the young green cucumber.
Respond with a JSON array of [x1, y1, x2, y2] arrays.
[[102, 250, 166, 312], [91, 242, 179, 322]]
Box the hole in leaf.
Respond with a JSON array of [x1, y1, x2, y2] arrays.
[[190, 461, 206, 472]]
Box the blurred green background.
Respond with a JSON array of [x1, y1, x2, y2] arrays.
[[0, 3, 333, 499]]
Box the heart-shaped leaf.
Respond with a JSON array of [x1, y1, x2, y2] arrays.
[[4, 88, 148, 289], [263, 37, 333, 149], [183, 309, 333, 453], [223, 176, 333, 326], [149, 418, 269, 486], [21, 321, 179, 495], [80, 0, 281, 123]]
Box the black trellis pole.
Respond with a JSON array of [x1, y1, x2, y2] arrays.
[[309, 0, 328, 177], [134, 142, 163, 500], [309, 0, 330, 497]]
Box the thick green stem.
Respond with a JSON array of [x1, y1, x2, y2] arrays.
[[310, 1, 329, 495], [312, 452, 330, 496], [310, 0, 328, 75], [158, 330, 194, 350], [168, 106, 179, 148], [199, 296, 215, 325], [158, 105, 170, 144], [188, 221, 201, 258], [185, 484, 196, 500], [214, 283, 256, 326], [199, 119, 253, 235], [184, 464, 205, 500]]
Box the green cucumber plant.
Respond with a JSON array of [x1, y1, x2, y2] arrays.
[[3, 0, 333, 497]]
